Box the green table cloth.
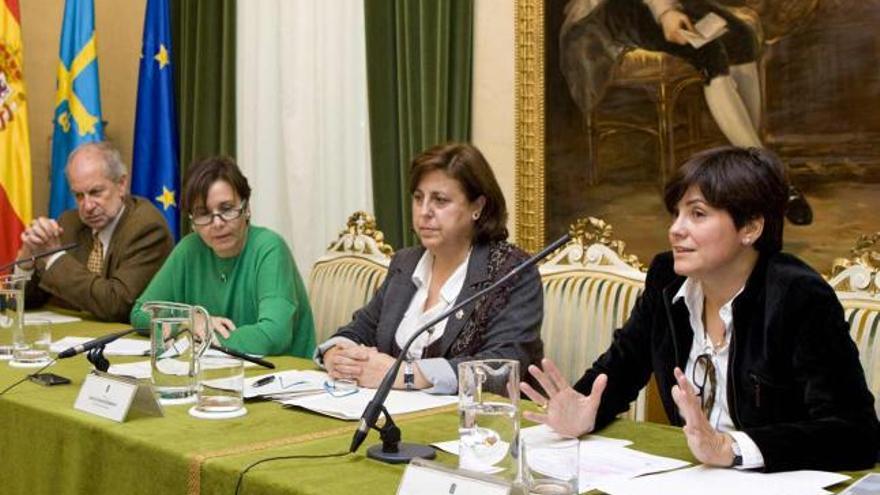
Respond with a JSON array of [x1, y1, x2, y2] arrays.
[[0, 318, 876, 494]]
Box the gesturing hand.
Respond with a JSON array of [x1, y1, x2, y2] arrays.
[[671, 367, 735, 467], [520, 358, 607, 438], [659, 9, 695, 45]]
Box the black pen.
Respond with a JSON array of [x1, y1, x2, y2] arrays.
[[253, 375, 276, 388]]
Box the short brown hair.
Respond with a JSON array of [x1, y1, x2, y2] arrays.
[[409, 143, 508, 244], [663, 146, 788, 254], [182, 156, 252, 213]]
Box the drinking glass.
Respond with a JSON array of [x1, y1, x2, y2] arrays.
[[12, 318, 52, 366], [458, 359, 520, 482], [522, 434, 579, 495], [191, 355, 246, 419], [0, 275, 26, 361]]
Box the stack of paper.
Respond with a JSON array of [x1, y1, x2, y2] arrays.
[[244, 370, 325, 399], [261, 370, 458, 420], [597, 465, 849, 495]]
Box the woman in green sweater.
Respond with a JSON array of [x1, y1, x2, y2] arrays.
[[130, 157, 316, 357]]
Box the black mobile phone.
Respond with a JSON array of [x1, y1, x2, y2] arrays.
[[28, 373, 71, 386]]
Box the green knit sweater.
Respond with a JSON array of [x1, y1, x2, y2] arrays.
[[130, 226, 316, 357]]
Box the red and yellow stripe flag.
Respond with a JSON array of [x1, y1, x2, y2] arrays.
[[0, 0, 32, 266]]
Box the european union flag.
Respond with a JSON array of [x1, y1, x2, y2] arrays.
[[131, 0, 180, 239], [50, 0, 104, 218]]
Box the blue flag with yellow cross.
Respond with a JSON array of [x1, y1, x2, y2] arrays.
[[131, 0, 180, 239], [49, 0, 104, 218]]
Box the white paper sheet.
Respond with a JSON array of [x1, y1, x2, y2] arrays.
[[432, 424, 633, 456], [51, 336, 151, 356], [596, 465, 849, 495], [433, 424, 688, 493], [107, 360, 153, 379], [25, 310, 82, 324], [276, 370, 458, 420], [244, 370, 325, 399]]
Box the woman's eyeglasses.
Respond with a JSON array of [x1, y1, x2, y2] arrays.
[[190, 201, 248, 226], [324, 379, 358, 398], [692, 353, 717, 417]]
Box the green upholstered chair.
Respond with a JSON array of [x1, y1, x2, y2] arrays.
[[307, 211, 394, 344], [539, 217, 648, 420], [829, 232, 880, 418]]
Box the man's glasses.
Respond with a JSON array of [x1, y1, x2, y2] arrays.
[[190, 201, 248, 226], [692, 353, 717, 418]]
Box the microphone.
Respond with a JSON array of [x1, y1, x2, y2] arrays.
[[210, 343, 275, 369], [57, 328, 137, 359], [349, 233, 572, 459], [0, 242, 79, 273]]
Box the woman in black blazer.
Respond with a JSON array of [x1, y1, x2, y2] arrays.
[[523, 146, 878, 472], [318, 143, 543, 394]]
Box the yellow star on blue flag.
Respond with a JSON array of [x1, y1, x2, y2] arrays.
[[155, 186, 176, 211], [132, 0, 180, 239]]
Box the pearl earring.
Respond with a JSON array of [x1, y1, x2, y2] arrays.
[[472, 211, 480, 221]]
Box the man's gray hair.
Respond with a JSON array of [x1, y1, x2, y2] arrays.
[[66, 141, 128, 183]]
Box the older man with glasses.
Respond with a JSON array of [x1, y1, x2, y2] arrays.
[[129, 156, 316, 358], [16, 142, 173, 322]]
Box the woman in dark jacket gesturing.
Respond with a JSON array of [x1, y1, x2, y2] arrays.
[[523, 146, 878, 472]]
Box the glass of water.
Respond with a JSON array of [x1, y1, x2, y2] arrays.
[[191, 355, 246, 419], [458, 359, 520, 482], [0, 275, 26, 361], [12, 318, 52, 367]]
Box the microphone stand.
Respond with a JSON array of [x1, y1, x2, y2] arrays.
[[350, 233, 572, 464], [0, 243, 79, 274]]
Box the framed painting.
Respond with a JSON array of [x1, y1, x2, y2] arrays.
[[515, 0, 880, 273]]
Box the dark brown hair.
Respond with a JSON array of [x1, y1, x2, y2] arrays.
[[409, 143, 508, 244], [663, 146, 788, 254], [182, 156, 252, 213]]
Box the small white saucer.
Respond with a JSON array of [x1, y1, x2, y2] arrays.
[[188, 406, 247, 420], [8, 359, 52, 368]]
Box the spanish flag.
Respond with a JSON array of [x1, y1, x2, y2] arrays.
[[0, 0, 32, 267]]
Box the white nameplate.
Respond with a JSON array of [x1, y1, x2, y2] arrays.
[[397, 459, 511, 495], [74, 371, 163, 422]]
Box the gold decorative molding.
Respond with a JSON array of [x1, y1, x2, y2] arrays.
[[568, 216, 645, 272], [515, 0, 545, 253], [830, 232, 880, 294], [328, 211, 394, 257]]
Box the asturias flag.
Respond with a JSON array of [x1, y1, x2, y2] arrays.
[[0, 0, 32, 266], [132, 0, 179, 239], [49, 0, 104, 218]]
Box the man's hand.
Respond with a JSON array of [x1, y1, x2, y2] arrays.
[[520, 358, 607, 437], [18, 217, 64, 260], [671, 367, 736, 466], [659, 9, 695, 45]]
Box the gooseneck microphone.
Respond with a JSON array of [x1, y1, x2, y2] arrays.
[[0, 242, 79, 273], [57, 328, 137, 359], [349, 233, 572, 459]]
